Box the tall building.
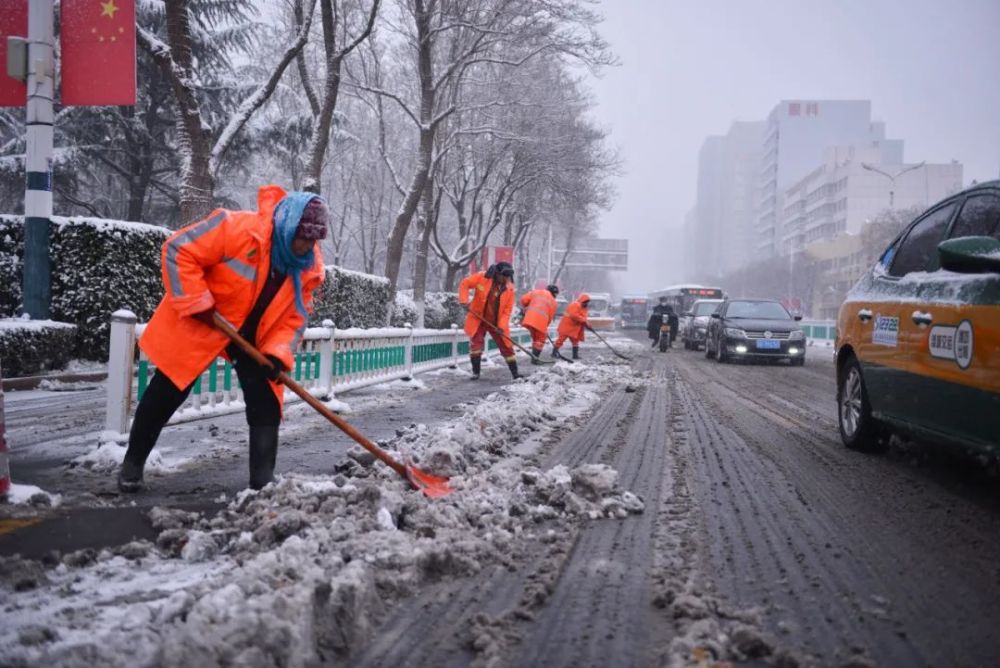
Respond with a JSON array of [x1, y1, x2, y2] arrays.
[[690, 121, 765, 281], [718, 121, 765, 273], [756, 100, 903, 258], [782, 145, 963, 254]]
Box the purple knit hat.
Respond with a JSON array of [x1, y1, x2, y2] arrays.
[[295, 198, 329, 240]]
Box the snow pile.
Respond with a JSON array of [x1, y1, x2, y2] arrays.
[[68, 440, 184, 475], [2, 483, 62, 508], [0, 360, 642, 667]]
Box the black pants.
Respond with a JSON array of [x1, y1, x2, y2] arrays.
[[126, 349, 280, 464]]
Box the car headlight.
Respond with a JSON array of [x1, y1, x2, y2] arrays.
[[724, 327, 746, 338], [789, 330, 805, 340]]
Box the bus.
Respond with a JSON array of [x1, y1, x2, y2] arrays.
[[619, 295, 649, 329], [648, 285, 725, 316]]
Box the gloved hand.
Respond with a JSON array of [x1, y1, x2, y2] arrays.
[[192, 308, 216, 327], [262, 354, 286, 382]]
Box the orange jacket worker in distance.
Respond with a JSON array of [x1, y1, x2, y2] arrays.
[[458, 262, 520, 380], [520, 284, 559, 358], [120, 186, 327, 493], [553, 293, 590, 360]]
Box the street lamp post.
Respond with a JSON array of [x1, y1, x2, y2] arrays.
[[861, 161, 926, 209]]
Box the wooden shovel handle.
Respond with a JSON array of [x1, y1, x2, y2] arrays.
[[212, 313, 408, 478]]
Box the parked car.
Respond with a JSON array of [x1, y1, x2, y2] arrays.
[[681, 299, 723, 350], [706, 299, 806, 364], [835, 180, 1000, 453]]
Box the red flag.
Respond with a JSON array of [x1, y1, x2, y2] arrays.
[[61, 0, 136, 105], [0, 0, 28, 107]]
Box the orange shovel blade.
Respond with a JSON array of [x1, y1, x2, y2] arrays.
[[406, 465, 453, 498]]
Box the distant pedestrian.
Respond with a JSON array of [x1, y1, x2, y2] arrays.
[[520, 284, 559, 358], [119, 186, 327, 493], [458, 262, 520, 380], [553, 293, 590, 360]]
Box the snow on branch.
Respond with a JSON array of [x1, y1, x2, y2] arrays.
[[210, 0, 319, 173]]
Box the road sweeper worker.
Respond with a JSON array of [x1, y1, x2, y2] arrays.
[[458, 262, 519, 380], [553, 293, 590, 360], [519, 284, 559, 358], [118, 186, 327, 493]]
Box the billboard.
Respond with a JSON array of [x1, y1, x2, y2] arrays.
[[552, 238, 628, 271]]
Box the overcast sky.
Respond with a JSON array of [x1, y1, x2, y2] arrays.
[[589, 0, 1000, 294]]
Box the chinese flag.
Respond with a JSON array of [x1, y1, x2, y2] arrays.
[[0, 0, 28, 107], [61, 0, 136, 105]]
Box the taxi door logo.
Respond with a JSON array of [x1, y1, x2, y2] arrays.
[[873, 314, 899, 347], [928, 320, 974, 369]]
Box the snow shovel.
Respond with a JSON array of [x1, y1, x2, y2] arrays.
[[464, 308, 554, 365], [546, 333, 574, 363], [212, 313, 452, 498], [585, 325, 633, 362]]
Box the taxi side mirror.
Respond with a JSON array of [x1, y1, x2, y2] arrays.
[[710, 312, 721, 319], [938, 236, 1000, 274], [793, 315, 803, 321]]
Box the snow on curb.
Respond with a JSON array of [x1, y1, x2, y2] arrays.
[[1, 361, 643, 667], [2, 483, 62, 508]]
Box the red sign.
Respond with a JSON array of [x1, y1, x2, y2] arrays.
[[61, 0, 136, 105], [0, 0, 27, 107], [471, 245, 514, 273]]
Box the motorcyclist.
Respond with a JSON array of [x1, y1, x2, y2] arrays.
[[647, 297, 679, 348]]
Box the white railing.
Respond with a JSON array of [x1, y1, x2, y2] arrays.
[[104, 311, 528, 437]]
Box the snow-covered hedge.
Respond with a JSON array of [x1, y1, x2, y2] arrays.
[[0, 318, 77, 377], [312, 266, 391, 329], [395, 290, 464, 328], [391, 291, 418, 326], [0, 215, 168, 361]]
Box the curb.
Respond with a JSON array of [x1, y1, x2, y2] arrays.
[[1, 371, 108, 392]]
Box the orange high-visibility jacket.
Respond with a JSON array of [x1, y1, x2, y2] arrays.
[[519, 289, 556, 333], [139, 185, 325, 409], [557, 293, 590, 341], [458, 271, 514, 337]]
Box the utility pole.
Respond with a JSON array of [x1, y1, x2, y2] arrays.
[[22, 0, 55, 319]]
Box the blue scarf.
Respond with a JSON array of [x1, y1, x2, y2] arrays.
[[270, 191, 322, 318]]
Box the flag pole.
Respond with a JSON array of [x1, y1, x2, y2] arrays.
[[22, 0, 55, 319]]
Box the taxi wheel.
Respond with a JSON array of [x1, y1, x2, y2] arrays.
[[838, 355, 887, 452]]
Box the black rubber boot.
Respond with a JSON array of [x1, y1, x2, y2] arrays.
[[507, 359, 520, 379], [117, 454, 147, 493], [551, 347, 560, 358], [470, 354, 482, 379], [249, 425, 279, 490], [118, 431, 158, 493], [532, 348, 542, 358], [572, 347, 580, 360]]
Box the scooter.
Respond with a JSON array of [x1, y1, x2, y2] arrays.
[[658, 314, 671, 353]]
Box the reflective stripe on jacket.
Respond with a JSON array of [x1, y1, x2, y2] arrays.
[[519, 289, 556, 333], [139, 185, 324, 410], [458, 271, 514, 338]]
